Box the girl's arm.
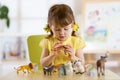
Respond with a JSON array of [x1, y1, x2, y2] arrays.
[[40, 42, 64, 66], [70, 49, 85, 64], [40, 48, 56, 66], [75, 49, 85, 64]]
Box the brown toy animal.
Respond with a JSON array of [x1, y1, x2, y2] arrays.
[[14, 63, 34, 74], [96, 56, 107, 77]]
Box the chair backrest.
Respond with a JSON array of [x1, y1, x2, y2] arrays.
[[27, 34, 46, 70]]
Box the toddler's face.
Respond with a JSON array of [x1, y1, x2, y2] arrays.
[[51, 24, 72, 41]]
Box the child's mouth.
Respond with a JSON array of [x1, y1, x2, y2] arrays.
[[59, 36, 65, 39]]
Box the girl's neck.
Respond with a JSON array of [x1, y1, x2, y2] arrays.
[[53, 35, 71, 42]]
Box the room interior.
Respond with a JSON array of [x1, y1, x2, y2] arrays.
[[0, 0, 120, 78]]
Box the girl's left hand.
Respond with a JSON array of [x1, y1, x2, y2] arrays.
[[64, 45, 75, 57]]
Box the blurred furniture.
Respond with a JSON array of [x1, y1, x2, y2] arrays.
[[27, 34, 46, 70]]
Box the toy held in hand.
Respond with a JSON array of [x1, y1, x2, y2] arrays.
[[14, 63, 34, 74], [53, 42, 68, 55]]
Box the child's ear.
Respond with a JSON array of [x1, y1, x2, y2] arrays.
[[50, 25, 54, 32]]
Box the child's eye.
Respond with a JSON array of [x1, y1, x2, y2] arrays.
[[55, 29, 60, 31]]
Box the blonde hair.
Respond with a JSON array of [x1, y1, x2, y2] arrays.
[[46, 4, 77, 38]]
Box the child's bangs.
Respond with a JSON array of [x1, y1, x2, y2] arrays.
[[53, 17, 73, 28]]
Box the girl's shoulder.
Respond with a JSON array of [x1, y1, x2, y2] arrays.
[[40, 37, 53, 48]]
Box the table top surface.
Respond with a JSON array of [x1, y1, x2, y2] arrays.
[[0, 69, 120, 80]]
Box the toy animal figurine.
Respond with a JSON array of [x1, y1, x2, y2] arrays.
[[65, 61, 73, 73], [58, 64, 66, 77], [73, 60, 85, 74], [43, 66, 54, 75], [96, 55, 108, 77], [14, 63, 34, 74]]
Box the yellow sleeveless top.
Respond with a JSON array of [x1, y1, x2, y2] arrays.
[[40, 36, 86, 65]]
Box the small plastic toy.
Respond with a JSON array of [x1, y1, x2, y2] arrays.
[[65, 61, 73, 73], [14, 63, 34, 74], [85, 64, 94, 72], [73, 60, 85, 74], [58, 64, 66, 77], [43, 66, 54, 75], [43, 63, 64, 76], [96, 53, 108, 77], [87, 71, 95, 77]]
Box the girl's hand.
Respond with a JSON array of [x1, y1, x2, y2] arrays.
[[64, 45, 75, 57], [52, 42, 64, 56]]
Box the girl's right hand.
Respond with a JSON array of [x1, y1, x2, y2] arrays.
[[52, 42, 63, 56]]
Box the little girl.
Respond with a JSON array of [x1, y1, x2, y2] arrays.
[[40, 4, 86, 73]]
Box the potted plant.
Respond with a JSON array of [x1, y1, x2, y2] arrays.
[[0, 5, 10, 28]]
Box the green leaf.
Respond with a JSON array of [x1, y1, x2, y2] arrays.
[[0, 5, 10, 28]]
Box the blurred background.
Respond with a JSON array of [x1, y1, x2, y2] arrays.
[[0, 0, 120, 77]]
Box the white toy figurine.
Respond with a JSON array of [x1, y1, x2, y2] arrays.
[[73, 60, 85, 74], [65, 61, 73, 74]]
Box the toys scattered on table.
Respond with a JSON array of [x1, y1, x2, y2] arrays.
[[43, 63, 70, 76], [73, 60, 85, 74], [43, 63, 66, 76], [14, 62, 34, 74], [43, 60, 86, 76], [43, 65, 54, 75], [96, 52, 109, 77]]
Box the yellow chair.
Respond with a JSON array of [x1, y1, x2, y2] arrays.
[[27, 34, 46, 70]]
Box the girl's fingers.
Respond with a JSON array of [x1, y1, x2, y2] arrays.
[[65, 48, 73, 55], [64, 45, 72, 49], [54, 42, 63, 49], [64, 45, 74, 56]]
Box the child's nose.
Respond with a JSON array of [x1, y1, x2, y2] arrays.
[[60, 29, 65, 35]]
